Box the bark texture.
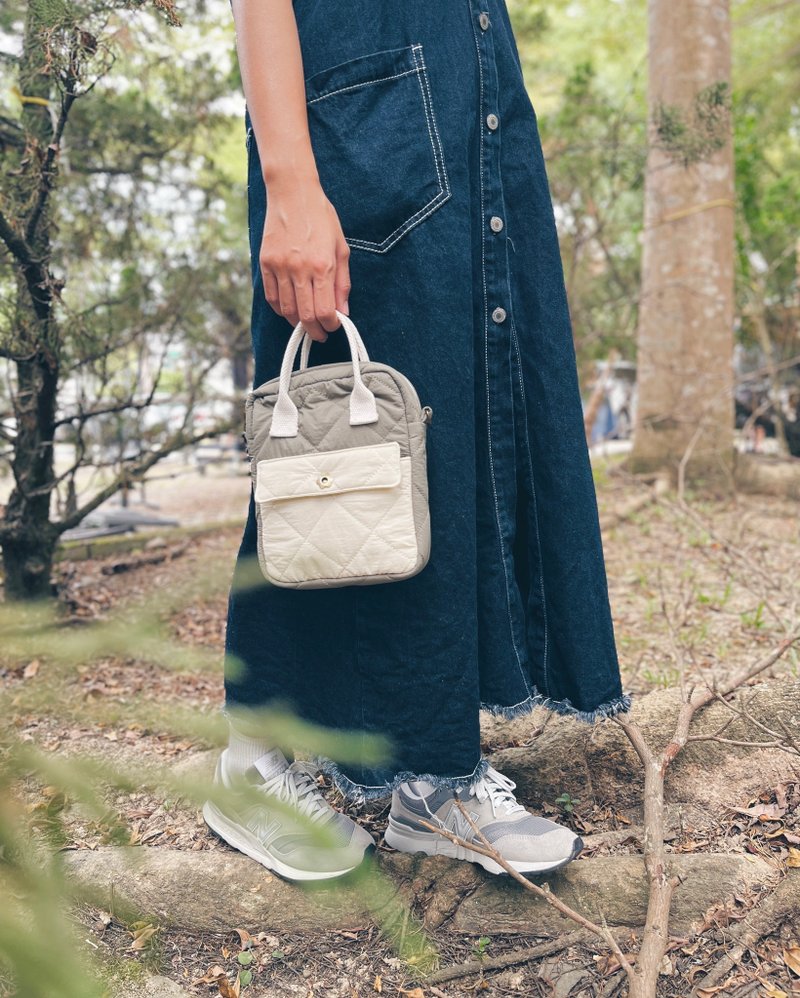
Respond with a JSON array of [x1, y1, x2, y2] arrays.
[[630, 0, 735, 486]]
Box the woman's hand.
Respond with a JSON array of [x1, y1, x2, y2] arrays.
[[260, 174, 351, 343]]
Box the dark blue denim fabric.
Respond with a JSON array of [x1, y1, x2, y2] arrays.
[[223, 0, 632, 805]]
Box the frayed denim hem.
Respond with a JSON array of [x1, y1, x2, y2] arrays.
[[310, 753, 491, 808], [480, 688, 634, 723]]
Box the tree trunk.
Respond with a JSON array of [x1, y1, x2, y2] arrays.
[[629, 0, 736, 489], [0, 2, 60, 601]]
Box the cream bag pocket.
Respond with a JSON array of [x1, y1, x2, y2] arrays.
[[254, 441, 418, 586], [245, 310, 432, 589]]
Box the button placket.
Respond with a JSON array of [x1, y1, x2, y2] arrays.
[[472, 0, 529, 677]]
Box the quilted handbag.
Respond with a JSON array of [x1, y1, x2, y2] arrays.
[[244, 310, 432, 589]]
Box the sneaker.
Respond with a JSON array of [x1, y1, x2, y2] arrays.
[[383, 763, 583, 875], [202, 748, 375, 881]]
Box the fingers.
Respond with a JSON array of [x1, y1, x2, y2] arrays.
[[334, 239, 351, 322], [311, 253, 346, 337], [258, 193, 352, 341]]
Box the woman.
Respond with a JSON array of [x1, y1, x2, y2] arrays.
[[202, 0, 632, 883]]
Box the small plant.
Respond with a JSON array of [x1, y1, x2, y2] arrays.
[[470, 936, 492, 959], [642, 667, 681, 689], [741, 602, 766, 630], [554, 792, 578, 816]]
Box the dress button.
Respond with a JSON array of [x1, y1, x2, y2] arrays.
[[486, 113, 499, 131], [491, 307, 507, 323], [490, 215, 504, 232], [479, 11, 490, 29]]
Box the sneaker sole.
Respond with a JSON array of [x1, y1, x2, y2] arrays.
[[202, 800, 368, 882], [382, 815, 583, 875]]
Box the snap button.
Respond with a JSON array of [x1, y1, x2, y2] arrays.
[[486, 113, 499, 131], [318, 475, 332, 489], [490, 215, 504, 232], [479, 11, 490, 29], [491, 306, 507, 323]]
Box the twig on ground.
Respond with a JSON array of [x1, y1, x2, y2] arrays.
[[413, 809, 636, 978], [691, 869, 800, 995], [414, 629, 800, 998], [422, 932, 585, 985]]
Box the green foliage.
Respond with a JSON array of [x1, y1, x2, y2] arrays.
[[470, 935, 492, 959], [507, 0, 799, 381], [0, 0, 251, 594], [554, 791, 577, 815], [0, 583, 440, 995], [653, 82, 732, 167]]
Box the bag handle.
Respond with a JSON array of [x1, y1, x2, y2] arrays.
[[298, 317, 369, 371], [270, 310, 378, 438]]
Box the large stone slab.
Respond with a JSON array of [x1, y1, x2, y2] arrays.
[[61, 846, 775, 938], [451, 852, 775, 936]]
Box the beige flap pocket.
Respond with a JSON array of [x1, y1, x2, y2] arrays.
[[254, 441, 418, 586], [255, 441, 402, 502]]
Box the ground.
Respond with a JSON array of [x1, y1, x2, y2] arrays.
[[2, 461, 799, 997]]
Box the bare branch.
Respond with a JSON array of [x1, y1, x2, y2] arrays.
[[417, 803, 636, 978], [54, 417, 236, 534]]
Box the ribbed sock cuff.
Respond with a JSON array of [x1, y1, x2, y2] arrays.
[[226, 724, 288, 775]]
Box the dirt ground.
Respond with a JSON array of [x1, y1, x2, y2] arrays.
[[3, 463, 800, 997]]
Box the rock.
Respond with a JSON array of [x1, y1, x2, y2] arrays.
[[490, 678, 800, 812], [61, 846, 775, 938], [451, 852, 775, 936], [99, 956, 190, 997]]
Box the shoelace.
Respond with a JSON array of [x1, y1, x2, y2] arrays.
[[257, 761, 333, 826], [466, 764, 527, 819]]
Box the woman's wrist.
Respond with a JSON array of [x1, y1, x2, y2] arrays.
[[261, 144, 320, 190]]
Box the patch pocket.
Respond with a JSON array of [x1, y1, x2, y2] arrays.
[[304, 42, 451, 254], [254, 441, 419, 586]]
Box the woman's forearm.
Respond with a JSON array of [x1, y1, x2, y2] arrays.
[[230, 0, 318, 190]]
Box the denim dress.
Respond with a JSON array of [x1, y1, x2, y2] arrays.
[[223, 0, 632, 806]]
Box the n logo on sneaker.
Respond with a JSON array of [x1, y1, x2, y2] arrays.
[[444, 805, 481, 842]]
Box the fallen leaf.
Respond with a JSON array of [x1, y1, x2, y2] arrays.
[[788, 848, 800, 868], [23, 660, 40, 678], [728, 803, 786, 821], [399, 989, 425, 997], [129, 923, 158, 950], [217, 973, 241, 998], [695, 977, 737, 997], [758, 981, 789, 998], [373, 973, 382, 992], [784, 948, 800, 977], [191, 966, 226, 986]]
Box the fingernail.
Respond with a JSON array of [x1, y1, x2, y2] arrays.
[[343, 300, 349, 315]]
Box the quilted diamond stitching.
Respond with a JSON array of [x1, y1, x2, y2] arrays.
[[259, 459, 416, 583]]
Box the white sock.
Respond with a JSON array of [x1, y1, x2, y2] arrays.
[[225, 723, 289, 777]]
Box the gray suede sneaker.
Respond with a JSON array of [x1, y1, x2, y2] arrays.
[[202, 749, 375, 881], [383, 763, 583, 875]]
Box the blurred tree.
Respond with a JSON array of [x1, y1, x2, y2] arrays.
[[509, 0, 799, 471], [506, 0, 648, 367], [0, 0, 251, 600], [630, 0, 735, 485]]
